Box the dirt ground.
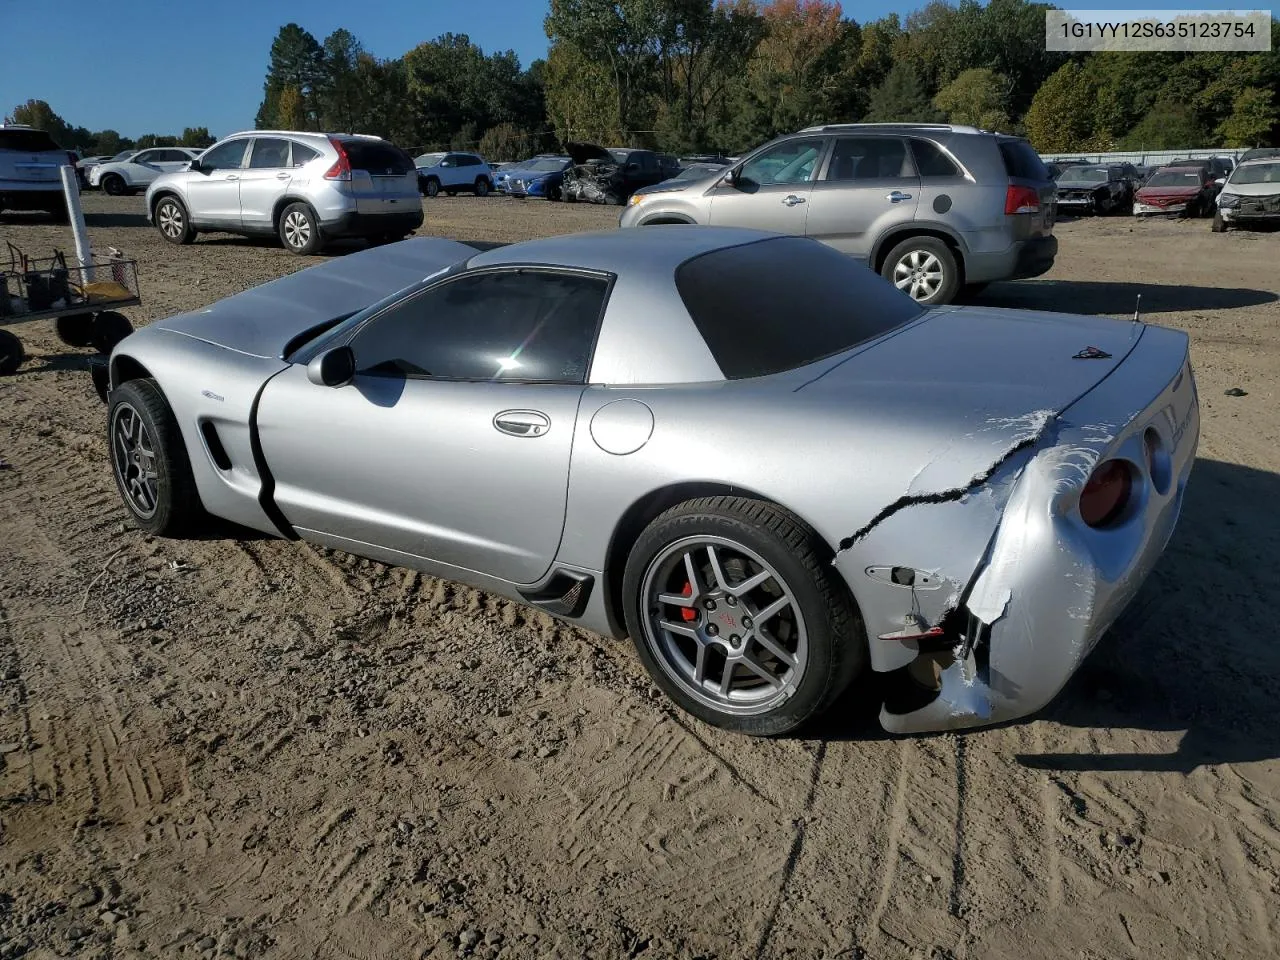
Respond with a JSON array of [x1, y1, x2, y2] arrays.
[[1, 194, 1278, 960]]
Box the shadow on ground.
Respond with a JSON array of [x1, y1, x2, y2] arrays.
[[976, 279, 1277, 314]]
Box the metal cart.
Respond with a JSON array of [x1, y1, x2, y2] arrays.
[[0, 242, 138, 377]]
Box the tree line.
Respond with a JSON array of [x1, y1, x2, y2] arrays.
[[3, 99, 214, 155], [10, 1, 1279, 163]]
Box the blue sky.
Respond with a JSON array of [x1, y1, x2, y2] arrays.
[[2, 0, 1219, 138]]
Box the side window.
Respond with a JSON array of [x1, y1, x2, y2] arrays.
[[133, 150, 158, 164], [441, 154, 458, 167], [290, 143, 320, 167], [908, 139, 961, 178], [461, 155, 479, 167], [249, 138, 291, 169], [824, 138, 913, 181], [739, 138, 824, 186], [201, 140, 248, 171], [351, 270, 609, 383]]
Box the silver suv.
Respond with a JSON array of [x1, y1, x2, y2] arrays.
[[0, 124, 74, 221], [145, 131, 424, 255], [619, 123, 1058, 305]]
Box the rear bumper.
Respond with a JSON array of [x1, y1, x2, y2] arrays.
[[321, 207, 424, 239], [967, 235, 1057, 284], [0, 186, 63, 208]]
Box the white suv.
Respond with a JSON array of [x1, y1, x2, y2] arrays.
[[413, 151, 493, 197], [88, 147, 200, 195], [0, 124, 74, 220], [145, 131, 424, 255]]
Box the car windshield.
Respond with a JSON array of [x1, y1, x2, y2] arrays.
[[523, 158, 568, 172], [675, 237, 924, 380], [673, 163, 721, 180], [414, 153, 445, 167], [608, 149, 630, 163], [110, 151, 134, 161], [1146, 170, 1203, 188], [1058, 166, 1109, 184], [1230, 162, 1280, 185]]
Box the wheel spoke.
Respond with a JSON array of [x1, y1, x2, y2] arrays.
[[657, 619, 699, 640], [705, 544, 729, 591], [738, 653, 781, 688], [753, 596, 790, 626], [657, 592, 695, 609], [682, 551, 704, 596], [752, 628, 797, 668], [727, 569, 771, 597], [719, 662, 736, 696], [693, 643, 709, 685]]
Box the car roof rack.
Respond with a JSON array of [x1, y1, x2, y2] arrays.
[[796, 122, 983, 135]]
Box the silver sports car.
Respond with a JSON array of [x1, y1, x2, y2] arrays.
[[98, 227, 1199, 736]]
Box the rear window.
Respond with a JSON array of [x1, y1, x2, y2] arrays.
[[675, 238, 925, 380], [998, 139, 1049, 181], [0, 129, 62, 153], [340, 139, 414, 175]]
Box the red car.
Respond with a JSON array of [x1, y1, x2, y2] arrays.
[[1133, 162, 1223, 218]]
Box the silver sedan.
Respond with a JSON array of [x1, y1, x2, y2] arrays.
[[98, 227, 1199, 736]]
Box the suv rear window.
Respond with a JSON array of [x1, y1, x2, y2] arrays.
[[340, 139, 414, 175], [998, 139, 1048, 181], [0, 129, 62, 152], [675, 238, 924, 380]]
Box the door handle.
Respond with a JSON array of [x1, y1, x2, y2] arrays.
[[886, 191, 913, 202], [493, 410, 550, 437], [781, 194, 806, 207], [224, 175, 239, 181], [276, 172, 291, 179]]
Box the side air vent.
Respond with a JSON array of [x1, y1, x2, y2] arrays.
[[519, 570, 594, 618], [199, 420, 233, 471]]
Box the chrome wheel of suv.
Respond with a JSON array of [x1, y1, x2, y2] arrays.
[[155, 197, 194, 245], [880, 236, 959, 306], [278, 202, 322, 256]]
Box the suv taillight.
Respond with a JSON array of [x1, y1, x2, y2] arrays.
[[1005, 184, 1041, 215], [324, 138, 351, 181]]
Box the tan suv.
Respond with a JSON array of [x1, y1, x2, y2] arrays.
[[620, 123, 1058, 305]]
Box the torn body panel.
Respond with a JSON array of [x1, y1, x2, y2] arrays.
[[870, 324, 1199, 733]]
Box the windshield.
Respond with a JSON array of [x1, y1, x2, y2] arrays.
[[673, 163, 721, 181], [608, 149, 630, 163], [1230, 162, 1280, 185], [110, 151, 134, 161], [414, 152, 445, 167], [1057, 166, 1109, 185], [523, 158, 568, 172], [1145, 170, 1204, 188]]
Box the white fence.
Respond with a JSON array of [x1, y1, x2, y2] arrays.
[[1039, 148, 1242, 166]]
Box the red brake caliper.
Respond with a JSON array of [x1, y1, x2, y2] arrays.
[[680, 582, 697, 621]]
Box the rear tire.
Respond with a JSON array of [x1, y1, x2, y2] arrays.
[[101, 174, 126, 197], [91, 311, 134, 354], [474, 177, 490, 197], [880, 236, 959, 306], [155, 196, 195, 244], [622, 496, 865, 737], [107, 378, 203, 536], [55, 313, 96, 347], [278, 202, 324, 255], [0, 329, 24, 376]]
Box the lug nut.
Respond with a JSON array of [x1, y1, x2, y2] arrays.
[[706, 624, 719, 637], [730, 634, 740, 644], [743, 617, 753, 629], [704, 599, 717, 611]]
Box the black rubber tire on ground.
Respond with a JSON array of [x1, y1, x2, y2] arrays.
[[277, 202, 324, 256], [91, 311, 134, 354], [46, 200, 69, 224], [879, 235, 960, 306], [154, 195, 196, 245], [1211, 210, 1228, 233], [0, 329, 24, 376], [622, 496, 865, 737], [107, 378, 203, 537], [423, 177, 440, 198], [101, 174, 127, 197], [474, 177, 490, 197], [55, 313, 96, 347]]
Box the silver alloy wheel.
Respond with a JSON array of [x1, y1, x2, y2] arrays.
[[111, 402, 159, 519], [157, 201, 184, 238], [893, 249, 945, 301], [283, 210, 312, 248], [640, 535, 809, 715]]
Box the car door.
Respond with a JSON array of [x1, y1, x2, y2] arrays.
[[707, 136, 826, 235], [185, 138, 249, 227], [238, 137, 293, 228], [438, 153, 465, 189], [126, 149, 164, 187], [804, 136, 921, 258], [255, 267, 611, 585]]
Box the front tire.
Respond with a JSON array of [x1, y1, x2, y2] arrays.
[[881, 236, 959, 306], [101, 174, 126, 197], [278, 202, 323, 255], [91, 311, 134, 354], [0, 329, 24, 376], [423, 177, 440, 198], [1211, 210, 1227, 233], [622, 496, 864, 737], [474, 177, 490, 197], [155, 196, 195, 244], [107, 379, 203, 536]]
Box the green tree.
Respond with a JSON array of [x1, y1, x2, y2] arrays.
[[276, 86, 307, 130], [864, 61, 944, 123], [544, 37, 623, 144], [8, 99, 73, 146], [1024, 60, 1107, 151], [1117, 100, 1208, 150], [93, 130, 126, 154], [319, 29, 365, 132], [1216, 87, 1277, 147], [933, 67, 1011, 129], [255, 23, 326, 130], [179, 127, 215, 147]]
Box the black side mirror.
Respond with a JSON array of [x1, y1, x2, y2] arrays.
[[189, 158, 205, 173], [307, 345, 356, 387], [721, 167, 739, 187]]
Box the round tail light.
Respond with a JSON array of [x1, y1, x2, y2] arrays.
[[1080, 460, 1132, 528]]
